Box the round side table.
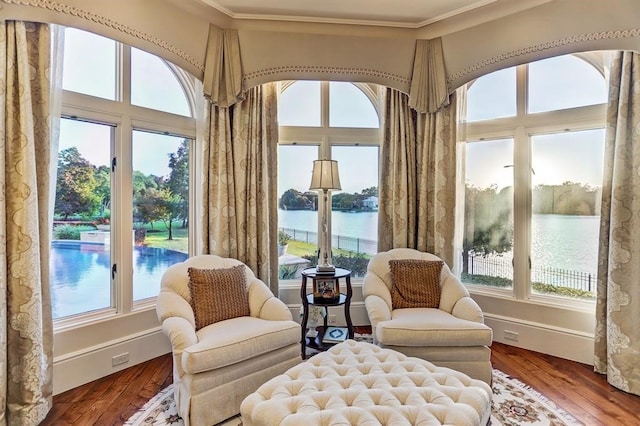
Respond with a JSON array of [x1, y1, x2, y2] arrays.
[[299, 267, 354, 359]]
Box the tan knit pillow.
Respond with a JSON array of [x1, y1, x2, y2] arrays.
[[187, 265, 250, 330], [389, 259, 443, 309]]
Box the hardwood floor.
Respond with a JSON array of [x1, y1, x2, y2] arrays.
[[41, 340, 640, 425]]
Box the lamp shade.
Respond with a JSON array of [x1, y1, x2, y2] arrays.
[[309, 160, 342, 191]]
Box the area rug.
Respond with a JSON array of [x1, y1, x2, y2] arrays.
[[126, 367, 581, 426]]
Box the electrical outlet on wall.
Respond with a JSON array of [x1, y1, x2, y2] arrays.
[[112, 352, 129, 367], [504, 330, 519, 342], [328, 314, 337, 325]]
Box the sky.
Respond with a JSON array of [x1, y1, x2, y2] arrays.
[[278, 81, 380, 196], [465, 54, 608, 189], [61, 28, 190, 178], [62, 27, 609, 193]]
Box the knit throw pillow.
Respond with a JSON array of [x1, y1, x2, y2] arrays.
[[187, 264, 250, 330], [389, 259, 443, 309]]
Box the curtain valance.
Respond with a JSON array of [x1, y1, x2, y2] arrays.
[[203, 25, 244, 107], [408, 38, 449, 114]]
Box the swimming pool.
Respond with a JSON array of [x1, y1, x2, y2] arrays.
[[50, 241, 188, 319]]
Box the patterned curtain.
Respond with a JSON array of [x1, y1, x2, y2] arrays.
[[0, 21, 54, 424], [378, 88, 457, 266], [201, 83, 279, 294], [594, 50, 640, 396]]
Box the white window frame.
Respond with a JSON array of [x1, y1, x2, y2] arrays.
[[54, 37, 198, 325], [458, 53, 609, 312], [277, 81, 383, 288]]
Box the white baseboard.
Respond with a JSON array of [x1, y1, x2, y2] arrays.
[[485, 315, 595, 365], [53, 303, 594, 396], [289, 302, 595, 366], [53, 328, 171, 395]]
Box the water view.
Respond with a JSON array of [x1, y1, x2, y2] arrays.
[[280, 210, 600, 275], [50, 241, 187, 318]]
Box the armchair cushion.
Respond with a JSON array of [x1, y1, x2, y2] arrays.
[[389, 259, 443, 309], [188, 265, 250, 329], [376, 308, 493, 347], [183, 316, 301, 374]]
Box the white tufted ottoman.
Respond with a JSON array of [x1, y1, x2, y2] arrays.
[[240, 339, 492, 425]]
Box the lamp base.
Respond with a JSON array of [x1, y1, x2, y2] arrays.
[[315, 264, 336, 274]]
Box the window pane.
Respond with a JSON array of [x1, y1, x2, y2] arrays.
[[63, 28, 116, 100], [131, 48, 191, 116], [529, 55, 607, 113], [279, 81, 321, 126], [462, 139, 514, 289], [132, 131, 190, 301], [329, 82, 379, 128], [467, 67, 516, 122], [531, 129, 604, 299], [52, 119, 113, 318], [330, 146, 379, 278], [278, 145, 319, 279]]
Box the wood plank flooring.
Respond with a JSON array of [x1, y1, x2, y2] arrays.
[[41, 340, 640, 425]]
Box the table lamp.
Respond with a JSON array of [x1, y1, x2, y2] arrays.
[[309, 159, 341, 274]]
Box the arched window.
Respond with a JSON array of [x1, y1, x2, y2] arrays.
[[278, 81, 381, 280], [459, 52, 609, 302], [53, 28, 196, 320]]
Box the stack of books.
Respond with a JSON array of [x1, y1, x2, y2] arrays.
[[322, 326, 348, 344]]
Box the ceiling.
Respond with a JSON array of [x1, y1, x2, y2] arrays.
[[196, 0, 516, 28]]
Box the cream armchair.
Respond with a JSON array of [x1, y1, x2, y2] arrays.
[[156, 255, 301, 426], [363, 248, 493, 384]]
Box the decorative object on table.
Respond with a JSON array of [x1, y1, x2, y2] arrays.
[[312, 276, 339, 303], [321, 326, 349, 344], [299, 305, 326, 338], [126, 351, 581, 426], [309, 159, 341, 274]]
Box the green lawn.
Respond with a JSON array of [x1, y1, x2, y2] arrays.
[[138, 222, 188, 252]]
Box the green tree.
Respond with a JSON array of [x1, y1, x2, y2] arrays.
[[533, 182, 599, 215], [94, 165, 111, 215], [332, 193, 356, 210], [462, 184, 513, 274], [55, 147, 101, 219], [361, 186, 378, 197], [133, 170, 159, 195], [279, 189, 313, 210], [155, 188, 183, 240], [167, 139, 189, 227]]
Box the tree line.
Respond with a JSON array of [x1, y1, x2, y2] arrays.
[[279, 187, 378, 211], [462, 181, 601, 273], [54, 140, 189, 240]]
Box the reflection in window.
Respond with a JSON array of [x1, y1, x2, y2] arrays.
[[62, 28, 116, 100], [330, 146, 379, 277], [132, 48, 191, 116], [462, 139, 514, 289], [460, 52, 607, 301], [55, 27, 196, 320], [278, 80, 381, 280], [531, 130, 604, 298], [278, 145, 319, 279], [278, 81, 321, 127], [52, 119, 113, 318], [132, 132, 190, 301]]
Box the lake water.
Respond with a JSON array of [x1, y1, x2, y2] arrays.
[[279, 210, 600, 275]]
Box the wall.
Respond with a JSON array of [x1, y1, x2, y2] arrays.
[[2, 0, 639, 392]]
